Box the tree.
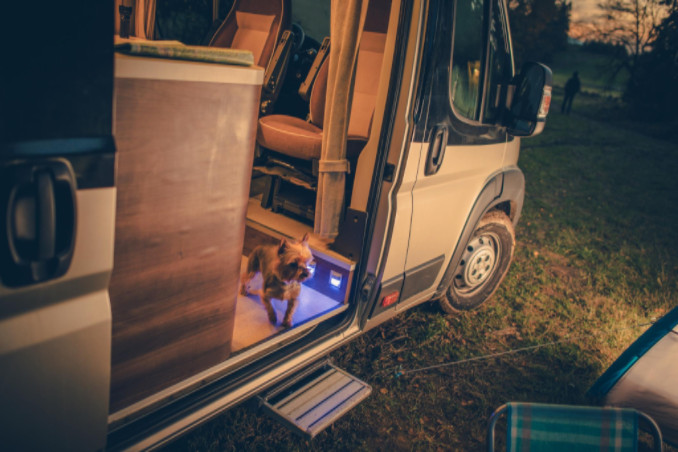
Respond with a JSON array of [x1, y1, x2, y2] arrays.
[[625, 2, 678, 118], [572, 0, 677, 119], [508, 0, 572, 67], [593, 0, 670, 79], [582, 40, 628, 58]]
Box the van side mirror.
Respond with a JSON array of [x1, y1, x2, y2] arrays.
[[506, 62, 552, 137]]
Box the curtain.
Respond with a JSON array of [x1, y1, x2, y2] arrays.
[[314, 0, 369, 238], [135, 0, 157, 39], [115, 0, 156, 40]]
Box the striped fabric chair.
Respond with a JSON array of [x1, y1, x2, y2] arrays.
[[487, 402, 663, 452]]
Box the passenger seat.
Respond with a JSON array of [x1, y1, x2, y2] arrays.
[[255, 0, 390, 217]]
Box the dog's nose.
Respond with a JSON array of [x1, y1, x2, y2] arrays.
[[300, 270, 309, 279]]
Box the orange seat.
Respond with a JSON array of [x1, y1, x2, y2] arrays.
[[257, 52, 329, 160], [256, 0, 389, 164], [258, 115, 323, 160]]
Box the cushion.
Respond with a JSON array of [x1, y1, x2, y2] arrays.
[[258, 115, 368, 161], [258, 115, 323, 160]]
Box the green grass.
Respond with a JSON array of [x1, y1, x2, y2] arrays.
[[163, 89, 677, 452]]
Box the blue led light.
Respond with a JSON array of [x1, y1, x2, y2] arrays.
[[329, 270, 342, 289]]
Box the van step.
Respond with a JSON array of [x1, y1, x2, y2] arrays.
[[258, 361, 371, 438]]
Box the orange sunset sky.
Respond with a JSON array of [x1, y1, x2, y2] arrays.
[[569, 0, 606, 37]]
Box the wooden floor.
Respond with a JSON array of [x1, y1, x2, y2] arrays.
[[232, 256, 342, 351]]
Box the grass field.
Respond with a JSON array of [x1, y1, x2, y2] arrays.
[[164, 67, 678, 452]]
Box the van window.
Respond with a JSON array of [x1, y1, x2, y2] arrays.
[[450, 0, 512, 123], [482, 0, 512, 123], [450, 0, 484, 120]]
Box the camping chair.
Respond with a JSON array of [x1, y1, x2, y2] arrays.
[[487, 402, 664, 452]]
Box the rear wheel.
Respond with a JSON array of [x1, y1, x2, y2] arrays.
[[438, 210, 515, 314]]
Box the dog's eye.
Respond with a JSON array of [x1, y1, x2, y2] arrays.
[[289, 262, 299, 268]]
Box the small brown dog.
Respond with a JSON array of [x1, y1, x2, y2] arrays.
[[240, 233, 315, 328]]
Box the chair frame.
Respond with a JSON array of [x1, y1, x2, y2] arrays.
[[487, 402, 664, 452]]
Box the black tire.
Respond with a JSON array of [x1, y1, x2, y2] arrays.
[[438, 210, 515, 314]]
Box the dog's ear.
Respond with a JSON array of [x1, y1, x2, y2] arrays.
[[278, 238, 288, 255], [300, 233, 309, 244]]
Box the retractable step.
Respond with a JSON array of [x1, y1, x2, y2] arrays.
[[258, 361, 371, 438]]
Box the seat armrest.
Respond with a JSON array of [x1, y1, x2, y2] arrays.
[[261, 30, 295, 115], [298, 37, 330, 102]]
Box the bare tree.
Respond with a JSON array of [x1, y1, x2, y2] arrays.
[[624, 0, 678, 119], [602, 0, 665, 51], [575, 0, 670, 79], [508, 0, 571, 66]]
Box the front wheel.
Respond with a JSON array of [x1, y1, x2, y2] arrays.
[[438, 210, 515, 314]]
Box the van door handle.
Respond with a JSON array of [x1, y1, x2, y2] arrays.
[[35, 170, 57, 260], [425, 126, 448, 176], [1, 159, 77, 287]]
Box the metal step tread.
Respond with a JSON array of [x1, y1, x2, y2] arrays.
[[258, 361, 371, 437]]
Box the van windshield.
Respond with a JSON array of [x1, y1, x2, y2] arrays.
[[291, 0, 330, 42], [154, 0, 330, 46]]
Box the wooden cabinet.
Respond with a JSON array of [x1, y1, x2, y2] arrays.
[[109, 54, 262, 411]]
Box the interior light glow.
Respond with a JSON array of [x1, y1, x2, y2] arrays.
[[329, 270, 342, 289]]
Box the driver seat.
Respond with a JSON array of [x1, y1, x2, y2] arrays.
[[208, 0, 291, 68]]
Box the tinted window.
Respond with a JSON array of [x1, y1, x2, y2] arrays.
[[450, 0, 513, 124], [450, 0, 484, 120], [483, 0, 512, 122]]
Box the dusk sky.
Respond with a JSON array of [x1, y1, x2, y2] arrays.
[[571, 0, 602, 22], [569, 0, 605, 37]]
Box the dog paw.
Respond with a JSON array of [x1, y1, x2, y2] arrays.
[[267, 311, 277, 325], [239, 285, 248, 296], [282, 319, 292, 328]]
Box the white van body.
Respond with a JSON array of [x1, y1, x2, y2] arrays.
[[0, 0, 550, 449]]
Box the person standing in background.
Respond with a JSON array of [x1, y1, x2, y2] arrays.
[[562, 71, 580, 114]]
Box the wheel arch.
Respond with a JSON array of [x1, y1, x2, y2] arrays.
[[433, 167, 524, 298]]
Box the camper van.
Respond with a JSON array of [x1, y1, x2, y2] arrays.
[[0, 0, 551, 449]]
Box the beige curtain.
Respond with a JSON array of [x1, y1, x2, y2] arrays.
[[115, 0, 156, 40], [314, 0, 369, 238]]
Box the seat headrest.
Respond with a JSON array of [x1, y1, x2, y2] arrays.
[[210, 0, 291, 67]]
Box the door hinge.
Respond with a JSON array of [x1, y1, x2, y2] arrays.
[[383, 163, 396, 182], [361, 273, 376, 300]]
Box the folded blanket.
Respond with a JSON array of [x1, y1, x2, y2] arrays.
[[115, 39, 254, 66]]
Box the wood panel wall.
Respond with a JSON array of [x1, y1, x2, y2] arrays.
[[110, 75, 260, 412]]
